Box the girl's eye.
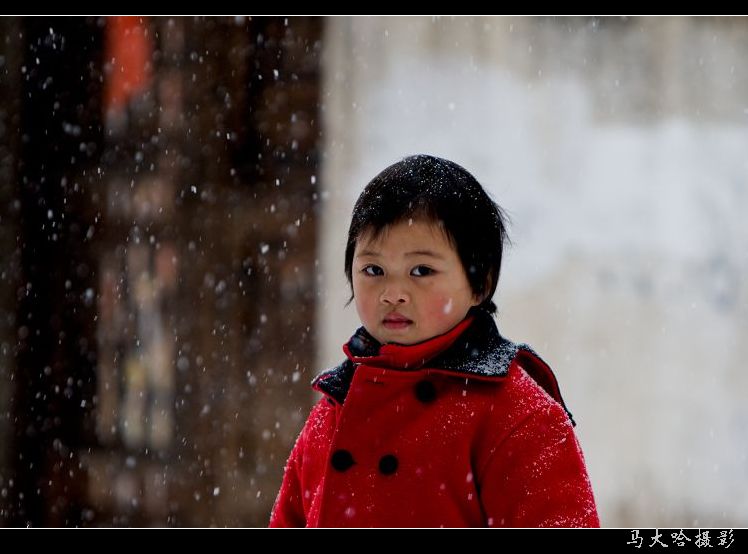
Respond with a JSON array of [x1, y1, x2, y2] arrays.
[[411, 265, 434, 277], [360, 265, 434, 277]]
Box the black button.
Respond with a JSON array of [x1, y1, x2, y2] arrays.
[[331, 449, 355, 472], [414, 380, 437, 403], [379, 454, 398, 475]]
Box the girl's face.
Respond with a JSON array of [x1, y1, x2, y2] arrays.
[[352, 218, 483, 345]]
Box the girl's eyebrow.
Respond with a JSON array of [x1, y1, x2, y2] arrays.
[[357, 250, 445, 260]]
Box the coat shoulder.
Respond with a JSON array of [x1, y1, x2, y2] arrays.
[[507, 361, 572, 426], [475, 358, 574, 450]]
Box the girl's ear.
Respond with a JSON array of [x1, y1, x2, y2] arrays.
[[472, 273, 493, 306], [471, 288, 486, 306]]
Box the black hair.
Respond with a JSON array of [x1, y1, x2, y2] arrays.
[[344, 154, 510, 315]]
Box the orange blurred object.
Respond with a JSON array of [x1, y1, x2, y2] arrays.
[[104, 16, 152, 114]]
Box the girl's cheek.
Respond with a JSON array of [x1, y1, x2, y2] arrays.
[[424, 295, 452, 319]]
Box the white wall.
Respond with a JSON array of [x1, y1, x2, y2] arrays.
[[317, 16, 748, 527]]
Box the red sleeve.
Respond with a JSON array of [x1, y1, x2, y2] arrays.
[[268, 423, 307, 527], [478, 402, 600, 527]]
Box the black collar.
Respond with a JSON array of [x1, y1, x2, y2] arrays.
[[312, 308, 576, 426]]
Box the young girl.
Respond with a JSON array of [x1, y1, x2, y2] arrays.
[[269, 155, 600, 527]]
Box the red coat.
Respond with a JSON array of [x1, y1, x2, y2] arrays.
[[269, 308, 600, 527]]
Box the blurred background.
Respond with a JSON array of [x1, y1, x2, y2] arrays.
[[0, 16, 746, 527]]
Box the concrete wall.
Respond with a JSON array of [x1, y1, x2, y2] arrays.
[[317, 16, 748, 527]]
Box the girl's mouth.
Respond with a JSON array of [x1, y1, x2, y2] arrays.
[[383, 320, 412, 329]]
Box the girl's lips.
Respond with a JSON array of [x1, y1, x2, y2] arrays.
[[383, 313, 412, 323], [383, 320, 412, 329]]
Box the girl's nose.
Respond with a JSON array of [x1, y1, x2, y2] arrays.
[[380, 286, 409, 304]]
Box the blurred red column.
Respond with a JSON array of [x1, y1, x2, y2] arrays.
[[104, 16, 152, 115]]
